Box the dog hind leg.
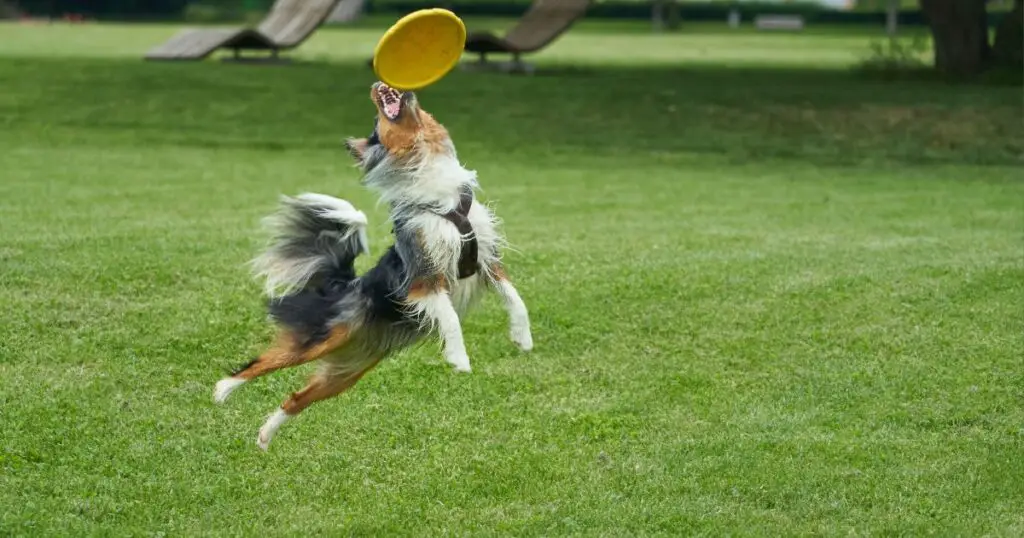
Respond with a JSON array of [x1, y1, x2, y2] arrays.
[[256, 359, 380, 450], [213, 324, 353, 404]]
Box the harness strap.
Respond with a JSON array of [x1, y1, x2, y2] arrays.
[[440, 187, 479, 279], [391, 187, 479, 280]]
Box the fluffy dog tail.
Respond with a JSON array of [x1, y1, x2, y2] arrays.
[[251, 193, 370, 298]]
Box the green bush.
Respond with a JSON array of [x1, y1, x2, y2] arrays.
[[183, 1, 268, 23], [183, 2, 226, 22], [855, 35, 931, 78]]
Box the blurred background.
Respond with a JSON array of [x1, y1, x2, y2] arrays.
[[2, 0, 1021, 77]]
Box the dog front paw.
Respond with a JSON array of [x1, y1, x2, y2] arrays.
[[256, 430, 272, 451], [511, 325, 533, 352], [446, 352, 472, 373]]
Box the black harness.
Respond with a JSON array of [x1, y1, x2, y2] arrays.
[[394, 187, 479, 280], [441, 187, 479, 280]]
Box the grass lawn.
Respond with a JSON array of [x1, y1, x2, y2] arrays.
[[1, 19, 1022, 536]]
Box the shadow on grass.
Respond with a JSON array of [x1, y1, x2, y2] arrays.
[[1, 57, 1021, 168]]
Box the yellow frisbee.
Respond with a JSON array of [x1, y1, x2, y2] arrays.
[[372, 8, 466, 91]]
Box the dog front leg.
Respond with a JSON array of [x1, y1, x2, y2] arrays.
[[407, 278, 472, 372], [490, 265, 533, 352]]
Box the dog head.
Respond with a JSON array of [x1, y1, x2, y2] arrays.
[[345, 82, 451, 172]]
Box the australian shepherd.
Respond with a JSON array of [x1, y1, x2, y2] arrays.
[[212, 82, 534, 450]]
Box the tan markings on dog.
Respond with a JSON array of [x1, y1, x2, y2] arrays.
[[369, 88, 451, 159], [407, 274, 448, 301], [235, 325, 353, 380], [301, 324, 353, 360], [413, 228, 429, 249], [280, 359, 381, 415], [377, 110, 450, 158], [418, 112, 451, 156], [345, 137, 368, 160], [490, 263, 509, 281]]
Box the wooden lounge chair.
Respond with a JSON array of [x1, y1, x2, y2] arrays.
[[145, 0, 340, 62], [463, 0, 591, 72], [327, 0, 366, 23]]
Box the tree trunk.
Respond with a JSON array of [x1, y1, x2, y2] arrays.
[[666, 1, 681, 30], [886, 0, 899, 35], [919, 0, 991, 77], [652, 0, 681, 31], [992, 0, 1023, 67]]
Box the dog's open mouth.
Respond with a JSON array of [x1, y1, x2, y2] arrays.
[[374, 82, 403, 121]]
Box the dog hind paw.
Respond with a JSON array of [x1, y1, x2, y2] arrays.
[[256, 409, 291, 451], [213, 377, 245, 404]]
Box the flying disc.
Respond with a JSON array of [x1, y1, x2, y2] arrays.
[[372, 8, 466, 91]]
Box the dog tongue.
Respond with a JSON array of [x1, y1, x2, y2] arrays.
[[384, 99, 400, 120]]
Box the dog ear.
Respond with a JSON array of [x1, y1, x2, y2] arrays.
[[345, 137, 369, 161]]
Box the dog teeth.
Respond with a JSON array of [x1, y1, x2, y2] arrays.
[[379, 85, 401, 103], [375, 83, 403, 118]]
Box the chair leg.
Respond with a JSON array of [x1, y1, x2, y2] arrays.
[[510, 52, 533, 75]]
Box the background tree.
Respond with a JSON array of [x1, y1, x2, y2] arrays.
[[920, 0, 1023, 77], [992, 0, 1023, 67], [919, 0, 990, 76]]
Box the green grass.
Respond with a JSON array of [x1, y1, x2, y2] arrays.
[[1, 20, 1023, 536]]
